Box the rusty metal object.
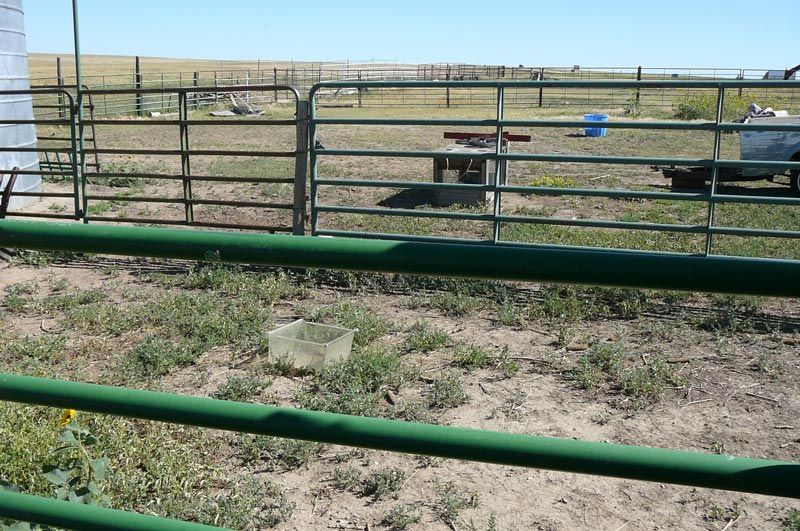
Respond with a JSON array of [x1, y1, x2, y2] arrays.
[[0, 167, 19, 218]]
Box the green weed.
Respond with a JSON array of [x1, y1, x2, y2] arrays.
[[121, 336, 205, 381], [332, 465, 362, 492], [382, 504, 421, 531], [406, 320, 449, 352], [214, 375, 271, 402], [434, 481, 479, 526], [453, 343, 492, 371], [298, 347, 409, 417], [238, 435, 324, 472], [361, 468, 405, 502], [426, 372, 468, 409]]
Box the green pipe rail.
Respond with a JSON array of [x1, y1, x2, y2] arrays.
[[2, 218, 800, 297], [0, 373, 797, 501], [0, 490, 226, 531], [309, 78, 800, 256]]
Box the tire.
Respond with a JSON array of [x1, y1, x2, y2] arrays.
[[791, 168, 800, 196]]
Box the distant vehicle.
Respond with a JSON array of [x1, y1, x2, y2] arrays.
[[658, 115, 800, 195], [739, 115, 800, 195]]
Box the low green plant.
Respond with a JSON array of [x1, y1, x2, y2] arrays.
[[453, 343, 492, 370], [40, 410, 110, 506], [434, 481, 479, 526], [496, 298, 525, 327], [406, 320, 449, 352], [426, 372, 468, 409], [382, 504, 421, 531], [696, 294, 762, 335], [311, 302, 391, 347], [529, 175, 576, 188], [572, 342, 683, 407], [121, 336, 205, 381], [361, 467, 405, 502], [90, 157, 145, 187], [533, 285, 589, 322], [213, 375, 271, 402], [4, 335, 67, 361], [238, 435, 324, 472], [784, 509, 800, 530], [426, 292, 482, 317], [298, 347, 409, 417], [752, 353, 781, 377], [393, 400, 437, 424], [573, 357, 603, 390], [332, 465, 361, 492], [195, 477, 294, 529]]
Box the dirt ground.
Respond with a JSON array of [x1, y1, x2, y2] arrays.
[[1, 251, 799, 530]]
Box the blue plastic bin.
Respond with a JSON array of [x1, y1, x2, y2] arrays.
[[583, 113, 609, 137]]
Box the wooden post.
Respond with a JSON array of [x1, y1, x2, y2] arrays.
[[213, 71, 218, 104], [738, 69, 744, 97], [293, 100, 309, 235], [636, 65, 642, 106], [56, 57, 65, 119], [446, 64, 451, 108], [538, 67, 544, 107], [357, 70, 363, 108], [134, 56, 143, 116]]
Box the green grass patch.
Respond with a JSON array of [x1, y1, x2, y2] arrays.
[[405, 320, 449, 352], [213, 375, 271, 402], [426, 372, 468, 409], [298, 346, 410, 417]]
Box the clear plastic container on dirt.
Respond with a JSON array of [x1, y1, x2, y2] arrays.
[[268, 319, 355, 371]]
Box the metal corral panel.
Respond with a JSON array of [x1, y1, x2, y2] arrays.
[[0, 0, 39, 209]]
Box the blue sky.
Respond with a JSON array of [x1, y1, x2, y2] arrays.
[[25, 0, 798, 68]]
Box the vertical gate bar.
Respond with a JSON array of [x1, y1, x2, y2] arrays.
[[71, 0, 87, 222], [309, 92, 319, 235], [293, 99, 309, 235], [178, 92, 194, 224], [704, 87, 725, 256], [67, 96, 80, 220], [492, 86, 505, 243]]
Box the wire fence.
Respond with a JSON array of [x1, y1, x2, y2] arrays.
[[28, 61, 800, 116]]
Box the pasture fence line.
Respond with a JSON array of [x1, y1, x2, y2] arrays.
[[28, 59, 800, 116]]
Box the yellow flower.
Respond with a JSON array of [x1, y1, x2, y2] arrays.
[[59, 409, 76, 427]]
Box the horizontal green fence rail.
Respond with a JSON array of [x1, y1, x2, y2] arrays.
[[309, 79, 800, 257], [0, 490, 225, 531], [2, 219, 800, 296], [0, 373, 797, 500]]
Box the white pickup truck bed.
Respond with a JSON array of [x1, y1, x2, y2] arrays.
[[740, 115, 800, 179]]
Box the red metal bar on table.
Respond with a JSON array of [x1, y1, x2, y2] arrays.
[[443, 131, 532, 142]]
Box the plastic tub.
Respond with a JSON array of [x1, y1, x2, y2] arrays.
[[583, 113, 609, 137], [268, 319, 355, 371]]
